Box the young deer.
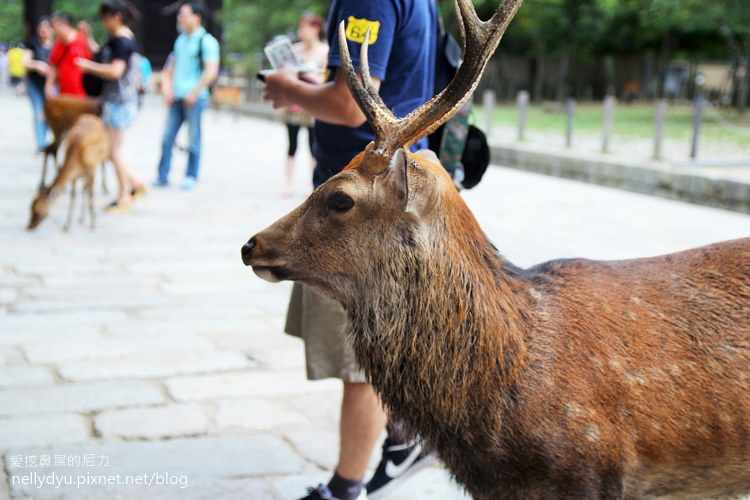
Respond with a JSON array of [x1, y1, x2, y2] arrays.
[[242, 0, 750, 498], [41, 96, 104, 189], [29, 114, 109, 231]]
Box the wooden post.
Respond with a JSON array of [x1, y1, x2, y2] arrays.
[[565, 98, 575, 148], [601, 95, 615, 154], [653, 99, 667, 160], [517, 90, 529, 142], [690, 92, 705, 160], [483, 90, 495, 139]]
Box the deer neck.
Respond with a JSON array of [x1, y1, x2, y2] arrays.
[[343, 210, 534, 434], [49, 162, 81, 195], [41, 179, 67, 206]]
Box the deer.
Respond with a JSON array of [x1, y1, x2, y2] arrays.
[[241, 0, 750, 498], [28, 114, 110, 231], [41, 96, 106, 191]]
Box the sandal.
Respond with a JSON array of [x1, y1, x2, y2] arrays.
[[130, 185, 149, 200], [104, 200, 131, 213]]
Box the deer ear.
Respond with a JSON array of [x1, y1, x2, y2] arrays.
[[389, 148, 430, 216], [389, 148, 413, 213]]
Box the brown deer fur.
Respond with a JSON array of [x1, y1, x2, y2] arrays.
[[29, 114, 109, 231], [243, 0, 750, 497], [40, 96, 102, 188], [242, 147, 750, 499]]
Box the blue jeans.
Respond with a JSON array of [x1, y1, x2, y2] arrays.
[[27, 82, 49, 150], [156, 97, 207, 183]]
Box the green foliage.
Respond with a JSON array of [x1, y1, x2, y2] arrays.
[[1, 0, 747, 78], [502, 0, 602, 57], [0, 0, 23, 44], [54, 0, 107, 41], [53, 0, 100, 23], [0, 0, 105, 45]]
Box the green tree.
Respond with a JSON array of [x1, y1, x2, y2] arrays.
[[0, 0, 105, 45], [0, 0, 23, 44], [54, 0, 106, 41], [499, 0, 610, 100], [598, 0, 741, 98], [54, 0, 100, 22], [718, 0, 750, 110]]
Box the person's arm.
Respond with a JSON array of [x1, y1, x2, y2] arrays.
[[265, 0, 395, 127], [78, 21, 100, 54], [44, 64, 57, 99], [161, 58, 174, 105], [184, 37, 220, 106], [44, 43, 60, 98], [22, 49, 49, 75], [75, 36, 128, 81], [75, 57, 126, 80], [264, 65, 380, 128], [184, 60, 218, 106]]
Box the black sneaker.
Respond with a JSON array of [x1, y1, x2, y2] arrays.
[[299, 484, 366, 500], [365, 438, 435, 499]]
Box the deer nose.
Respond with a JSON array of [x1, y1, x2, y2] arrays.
[[241, 237, 257, 266]]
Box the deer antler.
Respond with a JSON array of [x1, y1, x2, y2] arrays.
[[339, 0, 523, 161]]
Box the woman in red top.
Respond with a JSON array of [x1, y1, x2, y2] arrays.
[[45, 12, 90, 98]]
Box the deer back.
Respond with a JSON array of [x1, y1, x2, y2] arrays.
[[43, 96, 102, 150]]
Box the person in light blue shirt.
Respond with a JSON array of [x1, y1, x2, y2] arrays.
[[153, 1, 219, 190]]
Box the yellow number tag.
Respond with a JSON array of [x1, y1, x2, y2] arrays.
[[345, 17, 380, 45]]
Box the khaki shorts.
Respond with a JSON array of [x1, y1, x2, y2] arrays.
[[285, 283, 366, 382]]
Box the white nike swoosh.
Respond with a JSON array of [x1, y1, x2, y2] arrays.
[[384, 444, 422, 478]]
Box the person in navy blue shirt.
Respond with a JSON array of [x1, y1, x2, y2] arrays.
[[263, 1, 437, 499], [266, 0, 436, 188]]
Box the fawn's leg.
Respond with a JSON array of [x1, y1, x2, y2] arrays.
[[79, 177, 87, 224], [100, 162, 109, 194], [64, 179, 77, 231], [87, 174, 96, 229]]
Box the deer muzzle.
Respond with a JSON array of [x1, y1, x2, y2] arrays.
[[240, 237, 256, 265], [241, 235, 288, 283]]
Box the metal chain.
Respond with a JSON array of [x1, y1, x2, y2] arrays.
[[703, 101, 750, 135]]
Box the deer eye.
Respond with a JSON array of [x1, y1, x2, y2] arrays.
[[327, 191, 355, 213]]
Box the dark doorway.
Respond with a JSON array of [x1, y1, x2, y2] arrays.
[[23, 0, 52, 40]]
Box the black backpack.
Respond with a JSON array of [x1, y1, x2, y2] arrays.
[[81, 44, 111, 97], [83, 38, 138, 98], [196, 32, 219, 94], [460, 124, 490, 190]]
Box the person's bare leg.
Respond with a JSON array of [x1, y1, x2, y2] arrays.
[[308, 127, 316, 193], [107, 128, 133, 207], [336, 381, 387, 480], [284, 155, 295, 196], [309, 158, 316, 194], [126, 165, 146, 195], [108, 127, 145, 206]]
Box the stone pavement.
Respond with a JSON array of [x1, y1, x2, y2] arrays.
[[1, 89, 749, 500]]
